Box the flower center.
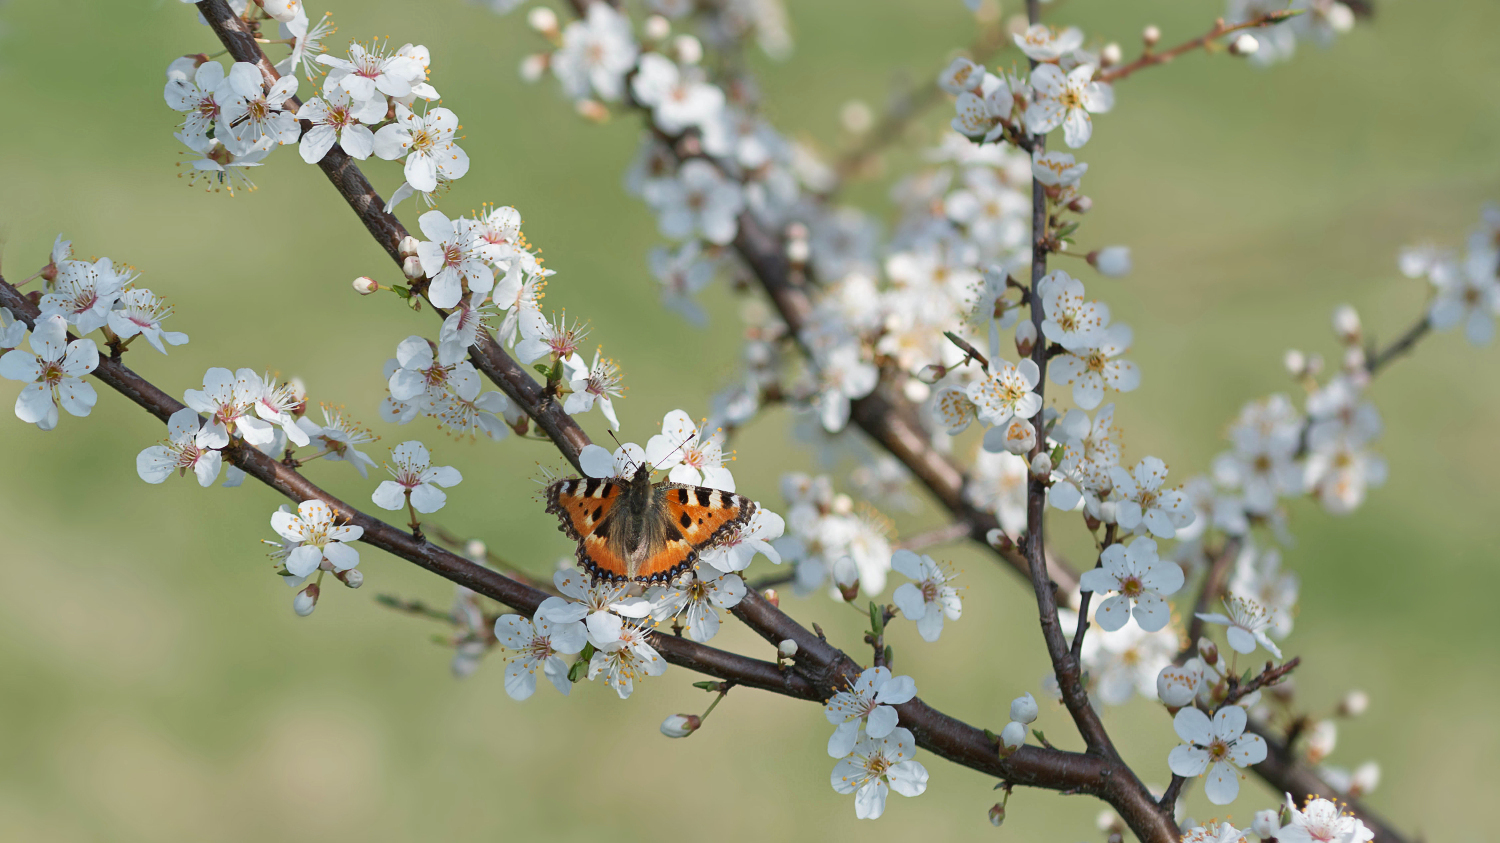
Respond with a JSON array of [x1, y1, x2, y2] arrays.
[[41, 362, 65, 387], [1120, 575, 1143, 598], [1206, 738, 1230, 762]]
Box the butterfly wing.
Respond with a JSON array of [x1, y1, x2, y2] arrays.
[[545, 476, 624, 541], [626, 484, 756, 581]]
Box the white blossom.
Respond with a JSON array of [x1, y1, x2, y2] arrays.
[[137, 407, 222, 486], [269, 499, 364, 578], [1197, 594, 1284, 659], [1167, 704, 1267, 805], [647, 564, 746, 642], [0, 315, 98, 430], [493, 596, 587, 700], [1024, 63, 1113, 148], [890, 550, 962, 642], [1078, 537, 1183, 632], [371, 441, 462, 513], [824, 666, 918, 758], [829, 726, 929, 820]]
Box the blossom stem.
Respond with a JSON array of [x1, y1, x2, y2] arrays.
[[11, 271, 40, 289], [406, 494, 424, 541], [1096, 11, 1303, 84], [1070, 524, 1117, 661], [699, 685, 731, 722]]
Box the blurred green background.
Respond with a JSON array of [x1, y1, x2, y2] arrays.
[[0, 0, 1495, 840]]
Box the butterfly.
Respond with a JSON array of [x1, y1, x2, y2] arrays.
[[544, 461, 756, 584]]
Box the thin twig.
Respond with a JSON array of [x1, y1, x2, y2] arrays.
[[1096, 11, 1301, 84]]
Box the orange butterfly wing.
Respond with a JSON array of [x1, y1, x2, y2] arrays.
[[545, 476, 623, 541], [638, 485, 757, 580]]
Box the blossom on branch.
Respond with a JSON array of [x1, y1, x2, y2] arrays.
[[137, 407, 222, 487], [494, 596, 588, 701], [1167, 704, 1267, 805], [0, 315, 98, 430], [830, 726, 929, 820]]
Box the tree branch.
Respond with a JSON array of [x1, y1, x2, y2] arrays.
[[1096, 11, 1300, 84]]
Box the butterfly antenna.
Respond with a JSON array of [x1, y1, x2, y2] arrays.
[[606, 430, 644, 476], [650, 431, 697, 471]]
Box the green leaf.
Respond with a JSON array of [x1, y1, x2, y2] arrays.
[[1032, 729, 1047, 744], [692, 681, 720, 691], [868, 602, 884, 636], [533, 363, 552, 376], [392, 285, 412, 299]]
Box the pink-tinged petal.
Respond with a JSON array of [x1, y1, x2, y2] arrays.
[[1173, 706, 1214, 745], [1093, 594, 1131, 631], [1168, 744, 1210, 777], [1203, 760, 1240, 805]]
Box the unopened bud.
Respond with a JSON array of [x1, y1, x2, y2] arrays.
[[988, 802, 1006, 826], [519, 53, 549, 83], [1197, 637, 1219, 666], [575, 99, 610, 123], [916, 363, 947, 385], [1015, 319, 1037, 357], [672, 34, 703, 65], [397, 235, 420, 259], [1305, 719, 1337, 764], [293, 583, 319, 617], [1029, 452, 1052, 478], [527, 6, 559, 38], [660, 713, 701, 738], [762, 588, 780, 607], [1089, 246, 1132, 278], [786, 235, 810, 265], [1252, 808, 1281, 838], [1230, 33, 1260, 56], [402, 255, 424, 281], [353, 276, 378, 295], [1284, 348, 1307, 376], [985, 528, 1013, 551], [337, 568, 363, 589], [833, 556, 860, 602], [1156, 663, 1199, 708], [1100, 42, 1122, 67], [1337, 689, 1369, 718], [1349, 761, 1380, 797], [465, 539, 487, 560], [999, 720, 1026, 754], [1097, 810, 1126, 834], [1068, 195, 1093, 214], [1143, 25, 1161, 47], [1332, 304, 1362, 343], [998, 417, 1036, 455], [778, 639, 798, 658], [1010, 692, 1039, 724], [643, 14, 671, 41], [840, 100, 874, 135]]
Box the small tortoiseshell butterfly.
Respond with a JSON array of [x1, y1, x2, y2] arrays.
[[545, 461, 755, 584]]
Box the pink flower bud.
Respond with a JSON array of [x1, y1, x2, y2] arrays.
[[293, 584, 319, 617], [397, 236, 420, 260], [833, 557, 860, 602], [762, 588, 780, 607], [1197, 637, 1219, 667], [778, 639, 798, 658], [988, 803, 1006, 826], [519, 54, 549, 83], [337, 568, 363, 589], [527, 7, 559, 38], [353, 276, 378, 295], [1143, 25, 1161, 47], [1015, 320, 1037, 357], [402, 255, 424, 281]]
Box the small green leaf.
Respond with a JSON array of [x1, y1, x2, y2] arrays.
[[533, 363, 552, 376], [392, 285, 412, 299], [984, 728, 999, 742], [692, 681, 720, 691], [1032, 729, 1047, 744], [868, 602, 884, 636]]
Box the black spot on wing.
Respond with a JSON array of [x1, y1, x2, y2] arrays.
[[679, 512, 692, 529], [695, 488, 712, 507], [664, 525, 684, 542], [676, 488, 689, 504], [583, 477, 601, 498]]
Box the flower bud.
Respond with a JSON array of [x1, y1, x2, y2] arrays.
[[778, 639, 798, 658], [672, 34, 703, 65], [1143, 25, 1161, 47], [1156, 663, 1199, 708], [527, 6, 559, 38], [785, 235, 810, 265], [1349, 760, 1380, 797], [985, 528, 1013, 551], [293, 583, 319, 617], [402, 255, 425, 281], [1284, 348, 1307, 376], [1337, 689, 1369, 718], [1305, 719, 1337, 764], [1230, 33, 1260, 56], [1015, 319, 1037, 357], [1068, 195, 1093, 214], [999, 720, 1027, 754], [1030, 452, 1052, 479], [1197, 637, 1219, 667], [762, 588, 780, 607], [575, 99, 610, 123], [999, 417, 1036, 455], [353, 276, 378, 295], [1089, 246, 1132, 278], [988, 802, 1006, 826], [1010, 692, 1039, 724], [840, 100, 874, 135], [832, 556, 860, 602], [1332, 304, 1362, 344], [519, 53, 549, 83], [643, 14, 671, 41], [1100, 42, 1122, 67], [397, 235, 420, 260], [916, 363, 947, 385], [1252, 809, 1281, 839], [337, 568, 363, 589], [660, 713, 701, 738]]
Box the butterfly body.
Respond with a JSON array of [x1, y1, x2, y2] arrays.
[[545, 464, 755, 584]]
